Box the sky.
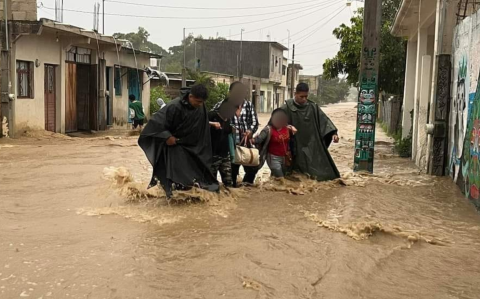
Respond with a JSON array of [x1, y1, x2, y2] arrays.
[[38, 0, 364, 75]]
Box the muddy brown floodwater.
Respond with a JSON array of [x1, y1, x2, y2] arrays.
[[1, 102, 480, 299]]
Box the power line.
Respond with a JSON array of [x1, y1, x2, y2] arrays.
[[187, 0, 337, 30], [40, 1, 328, 20], [296, 5, 348, 45], [227, 0, 340, 37], [300, 39, 337, 49], [296, 43, 339, 55], [277, 3, 344, 44], [105, 0, 321, 10]]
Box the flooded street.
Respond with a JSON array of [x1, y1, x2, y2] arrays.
[[1, 102, 480, 299]]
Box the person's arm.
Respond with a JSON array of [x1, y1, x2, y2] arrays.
[[253, 126, 269, 145], [248, 102, 259, 135]]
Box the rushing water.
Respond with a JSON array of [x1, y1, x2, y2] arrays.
[[1, 103, 480, 299]]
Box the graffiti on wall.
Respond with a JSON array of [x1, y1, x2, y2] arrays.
[[354, 47, 378, 172], [450, 58, 469, 181], [461, 69, 480, 205]]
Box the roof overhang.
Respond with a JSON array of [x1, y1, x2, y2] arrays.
[[391, 0, 419, 37], [39, 18, 162, 59]]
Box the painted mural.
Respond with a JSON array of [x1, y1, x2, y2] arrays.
[[450, 17, 471, 183], [451, 13, 480, 208]]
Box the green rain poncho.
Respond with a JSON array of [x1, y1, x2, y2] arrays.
[[281, 99, 340, 181]]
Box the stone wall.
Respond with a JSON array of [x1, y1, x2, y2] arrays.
[[0, 0, 37, 21]]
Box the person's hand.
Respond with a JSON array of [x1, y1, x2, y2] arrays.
[[287, 125, 298, 135], [244, 130, 253, 138], [210, 122, 222, 130], [332, 135, 340, 144], [166, 136, 177, 146]]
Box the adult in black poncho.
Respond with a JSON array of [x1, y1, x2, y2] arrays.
[[138, 84, 219, 197], [281, 83, 340, 181]]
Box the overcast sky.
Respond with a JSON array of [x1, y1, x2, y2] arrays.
[[38, 0, 363, 75]]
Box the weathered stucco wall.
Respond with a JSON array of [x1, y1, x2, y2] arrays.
[[13, 32, 61, 134], [11, 31, 152, 135]]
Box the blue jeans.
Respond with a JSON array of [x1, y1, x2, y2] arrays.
[[267, 154, 286, 178]]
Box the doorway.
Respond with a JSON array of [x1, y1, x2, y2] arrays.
[[44, 65, 56, 132], [106, 67, 112, 126], [65, 63, 98, 132], [127, 69, 141, 124]]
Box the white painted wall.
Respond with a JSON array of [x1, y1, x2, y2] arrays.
[[13, 32, 61, 135], [11, 31, 152, 135]]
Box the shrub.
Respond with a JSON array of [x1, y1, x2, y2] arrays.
[[150, 86, 170, 115]]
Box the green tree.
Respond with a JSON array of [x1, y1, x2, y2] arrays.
[[150, 86, 170, 115], [312, 77, 350, 105], [113, 27, 168, 56], [188, 70, 228, 110], [323, 0, 405, 95]]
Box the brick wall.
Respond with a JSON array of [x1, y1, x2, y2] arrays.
[[0, 0, 37, 21]]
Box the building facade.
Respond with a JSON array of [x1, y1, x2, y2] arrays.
[[393, 0, 480, 208], [299, 74, 320, 96], [2, 17, 157, 137], [196, 39, 288, 113]]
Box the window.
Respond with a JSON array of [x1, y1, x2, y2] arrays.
[[282, 65, 286, 76], [271, 55, 274, 72], [114, 67, 122, 96], [279, 58, 282, 74], [16, 61, 34, 98], [66, 47, 91, 64]]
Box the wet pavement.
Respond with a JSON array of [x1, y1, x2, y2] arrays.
[[1, 102, 480, 299]]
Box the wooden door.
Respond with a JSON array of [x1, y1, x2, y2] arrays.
[[44, 65, 56, 132], [65, 63, 77, 132]]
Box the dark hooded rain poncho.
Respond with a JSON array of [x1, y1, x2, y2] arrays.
[[138, 92, 219, 197], [281, 99, 340, 181]]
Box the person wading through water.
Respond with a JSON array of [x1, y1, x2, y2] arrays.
[[138, 84, 219, 198], [281, 83, 340, 181], [254, 109, 297, 178], [208, 101, 237, 187], [213, 82, 259, 187]]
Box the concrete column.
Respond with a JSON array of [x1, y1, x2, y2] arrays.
[[412, 28, 428, 161], [59, 42, 66, 134], [402, 39, 418, 139], [416, 55, 432, 170]]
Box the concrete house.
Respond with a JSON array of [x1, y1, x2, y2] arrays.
[[0, 1, 159, 137], [393, 0, 480, 207], [196, 39, 288, 113]]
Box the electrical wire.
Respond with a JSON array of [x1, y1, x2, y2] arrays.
[[187, 0, 338, 30], [40, 1, 330, 20], [104, 0, 322, 10], [296, 43, 339, 55], [226, 0, 340, 37], [296, 5, 348, 45]]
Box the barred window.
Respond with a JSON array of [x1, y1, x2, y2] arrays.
[[16, 61, 34, 98]]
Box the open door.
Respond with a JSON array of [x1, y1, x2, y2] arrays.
[[44, 65, 56, 132]]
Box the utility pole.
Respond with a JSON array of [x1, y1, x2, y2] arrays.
[[290, 44, 295, 99], [1, 0, 10, 138], [182, 28, 186, 88], [240, 29, 245, 79], [287, 29, 290, 64], [353, 0, 382, 173], [102, 0, 105, 34]]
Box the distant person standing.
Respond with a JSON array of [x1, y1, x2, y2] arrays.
[[281, 83, 340, 181], [213, 82, 259, 187], [129, 94, 145, 130]]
